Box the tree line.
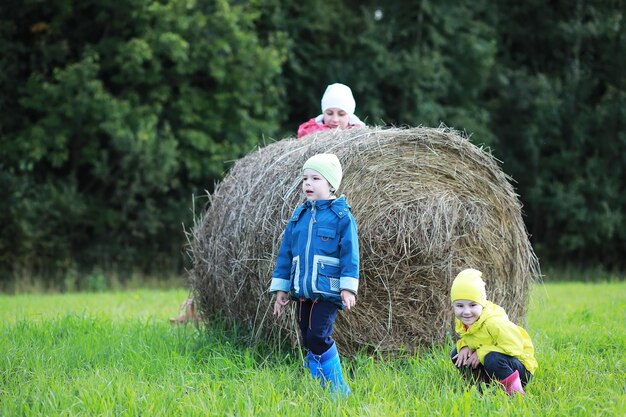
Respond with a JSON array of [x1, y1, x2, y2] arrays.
[[1, 0, 624, 286]]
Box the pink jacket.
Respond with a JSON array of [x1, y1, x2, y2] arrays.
[[297, 114, 364, 139]]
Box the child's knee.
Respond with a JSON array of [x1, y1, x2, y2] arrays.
[[483, 352, 516, 374], [482, 352, 499, 372]]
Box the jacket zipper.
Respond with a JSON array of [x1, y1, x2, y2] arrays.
[[302, 202, 316, 299]]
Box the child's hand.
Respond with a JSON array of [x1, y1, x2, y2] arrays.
[[467, 350, 480, 369], [273, 291, 290, 317], [452, 347, 474, 367], [341, 290, 356, 310]]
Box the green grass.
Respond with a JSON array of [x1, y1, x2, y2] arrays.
[[1, 283, 625, 416]]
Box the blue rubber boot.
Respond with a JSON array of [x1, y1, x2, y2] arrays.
[[307, 343, 351, 396], [307, 351, 323, 379]]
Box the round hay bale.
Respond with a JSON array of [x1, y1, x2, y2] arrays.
[[189, 127, 540, 355]]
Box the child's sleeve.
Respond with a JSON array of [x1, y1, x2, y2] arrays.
[[478, 319, 526, 362], [269, 222, 294, 293], [456, 337, 468, 352], [297, 118, 327, 138], [454, 319, 469, 351], [338, 214, 359, 294]]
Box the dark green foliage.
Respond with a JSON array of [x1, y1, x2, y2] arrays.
[[0, 0, 287, 284], [487, 1, 625, 267]]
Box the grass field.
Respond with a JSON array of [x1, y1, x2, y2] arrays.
[[1, 282, 625, 416]]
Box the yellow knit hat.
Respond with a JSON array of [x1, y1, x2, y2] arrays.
[[450, 268, 487, 306]]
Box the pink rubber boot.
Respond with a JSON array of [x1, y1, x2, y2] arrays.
[[499, 370, 525, 395]]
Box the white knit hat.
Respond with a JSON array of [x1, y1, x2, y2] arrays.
[[321, 83, 356, 115]]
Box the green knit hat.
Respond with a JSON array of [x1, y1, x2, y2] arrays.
[[303, 153, 343, 191]]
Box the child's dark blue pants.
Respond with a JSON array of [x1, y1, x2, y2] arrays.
[[297, 299, 339, 355]]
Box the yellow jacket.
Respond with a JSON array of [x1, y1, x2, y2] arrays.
[[455, 301, 538, 374]]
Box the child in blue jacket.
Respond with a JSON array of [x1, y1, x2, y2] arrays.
[[270, 153, 359, 396]]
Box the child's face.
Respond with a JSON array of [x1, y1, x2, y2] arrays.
[[323, 107, 350, 129], [302, 169, 333, 201], [453, 299, 483, 326]]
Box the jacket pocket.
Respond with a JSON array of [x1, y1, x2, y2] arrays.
[[312, 255, 341, 295], [291, 256, 300, 294], [317, 227, 336, 241], [316, 227, 338, 256]]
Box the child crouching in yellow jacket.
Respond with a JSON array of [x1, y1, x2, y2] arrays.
[[450, 268, 538, 395]]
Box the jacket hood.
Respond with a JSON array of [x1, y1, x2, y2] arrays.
[[306, 195, 349, 210], [291, 195, 351, 222]]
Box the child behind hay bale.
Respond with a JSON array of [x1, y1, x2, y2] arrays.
[[270, 153, 359, 396], [297, 83, 365, 138], [450, 268, 538, 395]]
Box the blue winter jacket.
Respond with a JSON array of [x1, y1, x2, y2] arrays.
[[269, 196, 359, 308]]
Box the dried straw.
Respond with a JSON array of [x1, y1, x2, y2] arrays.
[[188, 127, 540, 355]]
